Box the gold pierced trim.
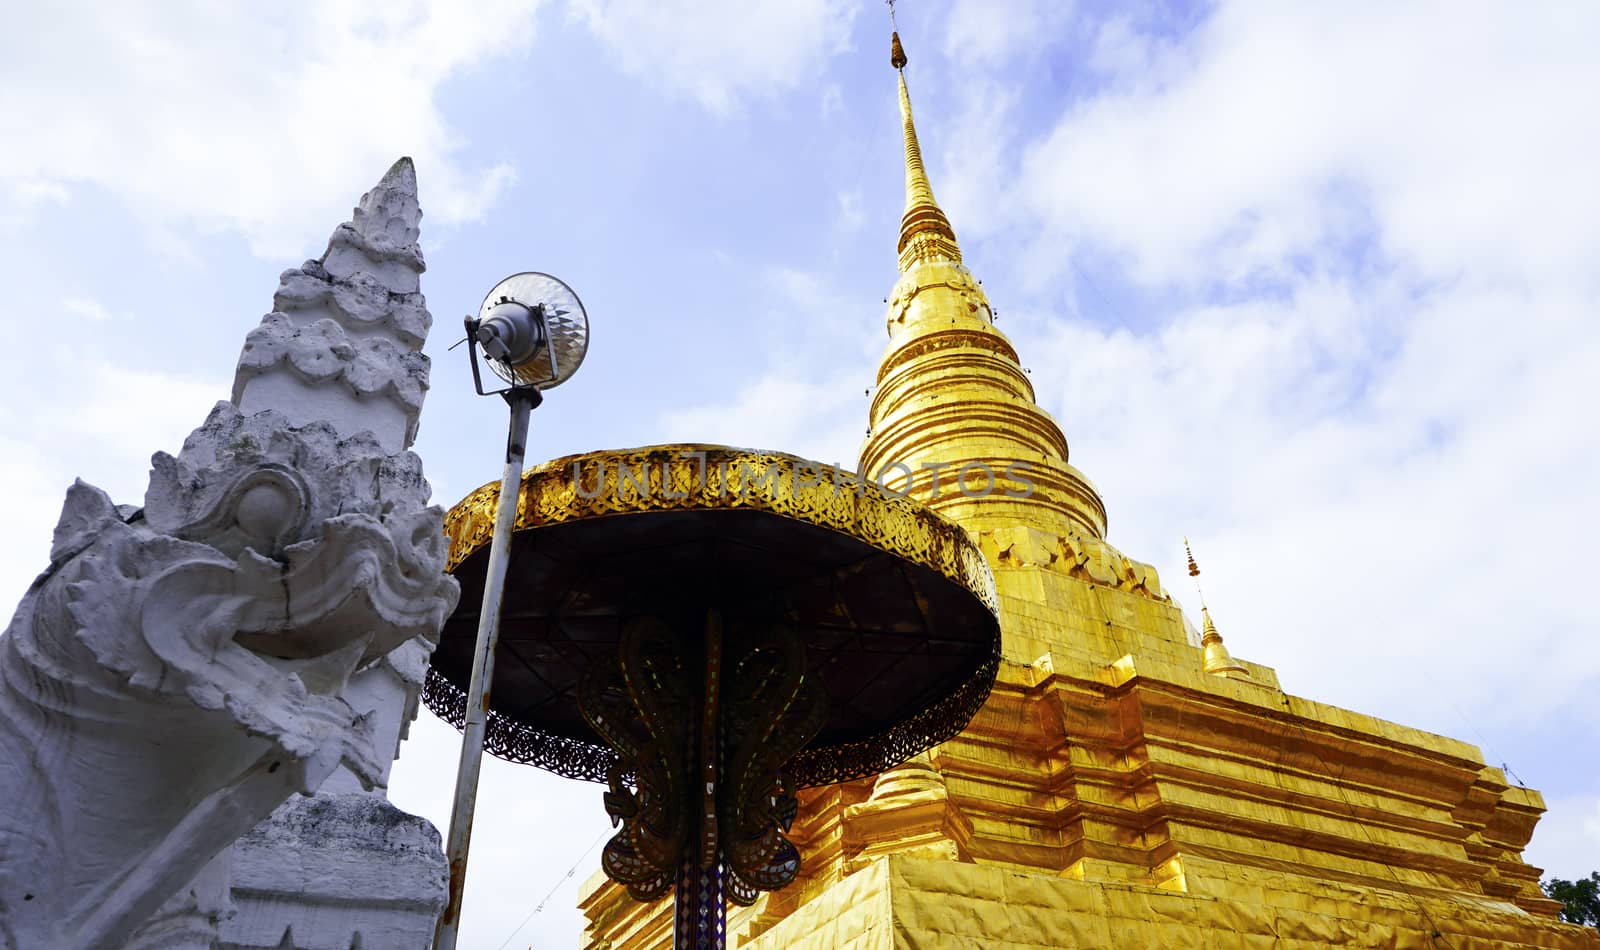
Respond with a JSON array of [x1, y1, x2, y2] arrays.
[[442, 443, 998, 615]]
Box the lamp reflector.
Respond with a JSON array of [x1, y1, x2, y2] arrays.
[[476, 272, 589, 390]]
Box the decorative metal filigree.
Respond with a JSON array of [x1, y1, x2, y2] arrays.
[[785, 645, 999, 788], [579, 616, 692, 901], [423, 644, 999, 791], [439, 445, 998, 617], [421, 670, 619, 783], [718, 624, 825, 898], [574, 613, 828, 911]]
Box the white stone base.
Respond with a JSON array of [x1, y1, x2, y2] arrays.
[[219, 794, 447, 950]]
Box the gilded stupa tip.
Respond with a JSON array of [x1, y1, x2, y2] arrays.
[[1199, 607, 1249, 679], [1187, 541, 1248, 678], [861, 14, 1113, 545], [891, 30, 961, 271]]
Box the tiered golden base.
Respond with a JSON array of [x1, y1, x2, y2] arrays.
[[581, 568, 1595, 949]]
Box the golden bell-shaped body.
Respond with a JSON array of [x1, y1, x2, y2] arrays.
[[1199, 607, 1250, 678]]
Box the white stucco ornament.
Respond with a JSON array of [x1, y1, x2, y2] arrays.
[[0, 159, 459, 950]]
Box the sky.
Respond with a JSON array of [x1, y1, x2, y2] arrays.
[[2, 0, 1597, 946]]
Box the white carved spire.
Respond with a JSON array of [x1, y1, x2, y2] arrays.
[[232, 158, 434, 453]]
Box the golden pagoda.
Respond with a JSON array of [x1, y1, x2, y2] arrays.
[[580, 31, 1598, 949]]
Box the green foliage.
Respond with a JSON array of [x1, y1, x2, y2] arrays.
[[1543, 872, 1600, 930]]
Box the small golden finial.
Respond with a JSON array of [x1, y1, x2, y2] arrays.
[[1183, 536, 1206, 606], [886, 2, 961, 270], [1185, 538, 1248, 678]]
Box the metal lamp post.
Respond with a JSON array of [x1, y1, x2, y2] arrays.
[[434, 273, 590, 950]]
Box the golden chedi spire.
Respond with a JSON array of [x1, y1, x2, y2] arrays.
[[892, 33, 961, 271], [1186, 539, 1250, 679], [862, 32, 1112, 549]]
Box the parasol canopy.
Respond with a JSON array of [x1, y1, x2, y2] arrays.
[[423, 444, 1000, 790]]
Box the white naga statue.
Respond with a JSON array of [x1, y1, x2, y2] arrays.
[[0, 159, 459, 949]]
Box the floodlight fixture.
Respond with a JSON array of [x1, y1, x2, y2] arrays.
[[462, 272, 589, 396]]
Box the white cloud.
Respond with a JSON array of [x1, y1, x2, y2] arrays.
[[0, 434, 67, 616], [835, 189, 865, 233], [567, 0, 857, 114], [0, 0, 542, 257], [63, 297, 113, 323], [5, 179, 70, 209], [940, 0, 1073, 67], [654, 266, 882, 464], [937, 77, 1021, 245], [1016, 271, 1600, 731], [1004, 3, 1600, 288], [1526, 794, 1600, 882], [0, 353, 230, 611], [46, 362, 230, 463], [0, 178, 70, 236], [758, 265, 885, 367], [819, 82, 845, 117], [958, 2, 1600, 736], [659, 371, 866, 466], [1085, 13, 1177, 78]]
